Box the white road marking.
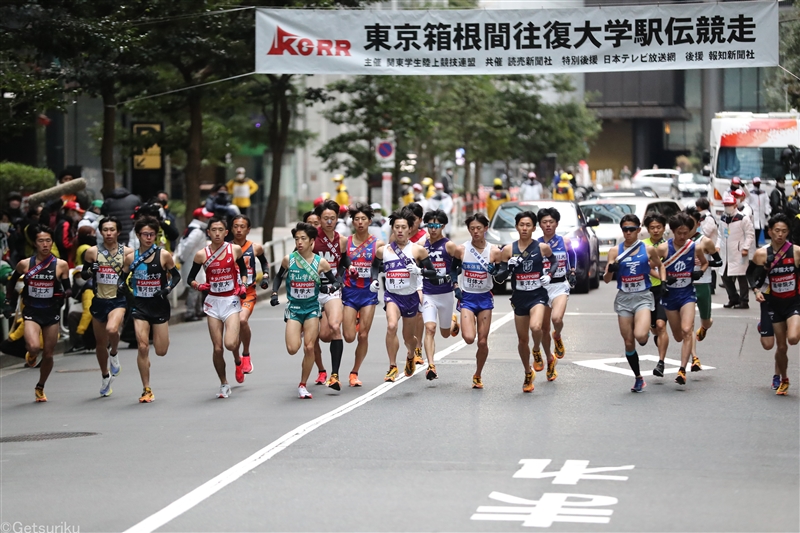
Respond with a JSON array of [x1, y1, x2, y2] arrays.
[[573, 354, 715, 377], [124, 311, 516, 533]]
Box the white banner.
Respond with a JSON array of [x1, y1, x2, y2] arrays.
[[256, 2, 778, 75]]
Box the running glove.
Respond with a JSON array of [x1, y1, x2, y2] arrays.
[[568, 271, 577, 288], [691, 270, 703, 281], [406, 262, 421, 276], [540, 275, 551, 286], [270, 293, 280, 306], [155, 287, 171, 299], [236, 285, 248, 299], [260, 279, 269, 290], [665, 275, 678, 285], [196, 283, 210, 292], [370, 279, 380, 293], [507, 256, 522, 268], [607, 262, 619, 273]]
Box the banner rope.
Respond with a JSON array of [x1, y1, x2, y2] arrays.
[[779, 65, 800, 83], [118, 72, 256, 106]]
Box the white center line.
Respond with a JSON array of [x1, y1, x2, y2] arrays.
[[124, 311, 515, 533]]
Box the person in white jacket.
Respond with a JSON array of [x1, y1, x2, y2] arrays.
[[746, 177, 770, 245], [175, 208, 211, 320], [519, 172, 543, 201], [717, 193, 755, 309]]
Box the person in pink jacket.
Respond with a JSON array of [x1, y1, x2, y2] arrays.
[[717, 193, 755, 309]]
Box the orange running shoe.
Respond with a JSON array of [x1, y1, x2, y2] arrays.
[[349, 372, 362, 387], [34, 386, 47, 403], [523, 371, 535, 393], [472, 375, 484, 389], [532, 349, 544, 372]]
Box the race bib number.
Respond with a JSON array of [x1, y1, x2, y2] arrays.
[[290, 280, 315, 300], [28, 279, 53, 299], [97, 265, 119, 286], [353, 264, 371, 279], [770, 274, 796, 296], [463, 269, 488, 290], [433, 260, 447, 277], [620, 274, 645, 293], [386, 270, 411, 291], [136, 276, 161, 298], [210, 279, 234, 293], [515, 272, 541, 291]]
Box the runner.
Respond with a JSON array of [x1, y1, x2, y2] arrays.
[[642, 213, 669, 376], [270, 222, 339, 399], [405, 203, 428, 368], [377, 210, 438, 382], [421, 210, 461, 381], [312, 200, 347, 391], [453, 214, 502, 389], [81, 217, 134, 397], [2, 226, 70, 402], [656, 213, 708, 386], [604, 214, 665, 393], [341, 203, 384, 387], [748, 214, 800, 395], [533, 207, 577, 382], [126, 216, 182, 403], [230, 215, 270, 375], [302, 210, 328, 384], [186, 217, 249, 399], [497, 211, 559, 393]]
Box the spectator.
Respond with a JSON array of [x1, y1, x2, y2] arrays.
[[734, 189, 752, 219], [770, 175, 788, 216], [427, 183, 454, 236], [101, 186, 141, 244], [0, 211, 10, 262], [717, 193, 754, 309], [487, 178, 510, 221], [127, 201, 180, 251], [57, 168, 91, 209], [78, 199, 104, 233], [175, 207, 211, 321], [552, 173, 575, 201], [368, 202, 386, 241], [156, 190, 179, 250], [788, 180, 800, 244], [226, 168, 259, 215], [335, 203, 352, 238], [619, 165, 632, 182], [746, 176, 770, 245], [440, 168, 454, 195], [520, 172, 543, 201], [205, 184, 240, 224], [54, 201, 83, 267], [74, 225, 96, 266], [6, 192, 23, 223]]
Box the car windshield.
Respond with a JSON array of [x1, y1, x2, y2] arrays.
[[580, 203, 635, 224], [493, 204, 578, 230], [716, 147, 784, 180]]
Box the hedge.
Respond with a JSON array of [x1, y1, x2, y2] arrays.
[[0, 162, 55, 206]]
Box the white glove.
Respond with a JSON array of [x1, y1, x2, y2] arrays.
[[508, 256, 521, 268], [369, 279, 380, 293], [406, 262, 421, 276], [540, 275, 551, 286]]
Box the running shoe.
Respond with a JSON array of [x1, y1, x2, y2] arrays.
[[315, 371, 328, 385], [404, 356, 415, 377], [631, 377, 646, 393], [451, 314, 460, 337], [109, 353, 121, 377], [298, 384, 313, 399], [100, 374, 114, 397], [241, 354, 253, 374], [472, 375, 484, 389], [772, 374, 781, 390], [532, 349, 544, 372], [413, 347, 424, 366], [217, 384, 231, 398], [327, 373, 341, 391], [552, 333, 565, 359], [546, 359, 558, 381], [653, 360, 665, 377], [235, 361, 245, 384], [675, 368, 686, 385], [776, 379, 790, 396], [691, 356, 702, 372], [34, 386, 47, 403], [25, 352, 39, 368], [139, 388, 154, 403], [384, 366, 398, 382], [349, 372, 362, 387], [523, 371, 535, 393], [696, 326, 707, 341], [426, 364, 438, 381]]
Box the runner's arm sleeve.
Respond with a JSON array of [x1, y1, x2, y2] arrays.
[[493, 262, 510, 283], [370, 257, 383, 281], [5, 270, 21, 299], [236, 256, 247, 281], [708, 251, 723, 268], [272, 265, 287, 293], [746, 261, 766, 290], [61, 277, 72, 299], [567, 246, 577, 270], [323, 270, 340, 289], [256, 252, 269, 278], [545, 254, 559, 277], [419, 256, 438, 280], [338, 253, 351, 279], [167, 267, 181, 290], [186, 262, 202, 286], [450, 257, 462, 277]]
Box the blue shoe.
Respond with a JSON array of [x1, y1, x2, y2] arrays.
[[109, 353, 121, 377], [772, 375, 781, 390], [100, 374, 114, 397], [631, 377, 646, 393]]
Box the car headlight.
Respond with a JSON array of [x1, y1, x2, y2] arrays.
[[598, 238, 616, 246]]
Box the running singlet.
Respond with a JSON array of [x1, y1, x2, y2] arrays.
[[642, 237, 663, 287], [766, 246, 798, 300], [205, 243, 239, 297], [616, 242, 652, 293], [459, 241, 493, 294], [96, 243, 124, 299], [241, 241, 256, 286], [314, 231, 341, 286], [286, 252, 321, 304], [132, 248, 167, 298], [410, 229, 426, 243], [691, 233, 712, 284], [23, 255, 61, 308], [343, 235, 376, 289], [511, 241, 545, 292], [665, 239, 696, 291], [383, 242, 418, 296], [540, 235, 568, 280], [423, 238, 453, 295]]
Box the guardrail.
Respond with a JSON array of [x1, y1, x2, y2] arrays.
[[262, 235, 296, 280]]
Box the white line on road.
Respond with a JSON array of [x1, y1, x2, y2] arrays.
[[124, 311, 515, 533]]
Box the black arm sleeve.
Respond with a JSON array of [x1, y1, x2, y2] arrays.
[[236, 255, 247, 280], [370, 257, 383, 281], [494, 262, 511, 284], [545, 254, 559, 276], [323, 270, 339, 286], [746, 261, 766, 290], [708, 251, 723, 268], [450, 257, 462, 278], [80, 261, 94, 280], [272, 265, 287, 293], [186, 262, 202, 286], [420, 256, 438, 280], [61, 277, 72, 297], [168, 266, 181, 289], [256, 252, 269, 277], [6, 271, 21, 299], [338, 253, 351, 279]]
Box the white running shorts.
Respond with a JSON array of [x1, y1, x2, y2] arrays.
[[422, 292, 455, 328], [546, 280, 570, 307], [319, 288, 342, 307], [204, 294, 242, 322]]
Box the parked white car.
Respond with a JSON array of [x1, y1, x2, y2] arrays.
[[630, 169, 680, 199], [677, 172, 710, 207]]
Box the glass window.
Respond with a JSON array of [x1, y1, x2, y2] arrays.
[[724, 69, 742, 109], [717, 147, 784, 180], [494, 204, 578, 229], [741, 69, 758, 110]]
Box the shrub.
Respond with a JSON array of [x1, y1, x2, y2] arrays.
[[0, 162, 55, 205]]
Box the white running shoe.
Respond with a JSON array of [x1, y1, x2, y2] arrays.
[[298, 385, 312, 399], [109, 354, 121, 377], [217, 384, 231, 399], [100, 374, 114, 397]]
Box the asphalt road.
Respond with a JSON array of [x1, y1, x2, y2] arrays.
[[1, 277, 797, 532]]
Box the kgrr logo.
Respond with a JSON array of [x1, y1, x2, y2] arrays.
[[267, 26, 351, 56]]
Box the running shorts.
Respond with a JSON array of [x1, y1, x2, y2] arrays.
[[460, 291, 494, 315], [545, 280, 570, 307], [765, 297, 800, 324], [342, 285, 379, 310], [284, 303, 321, 324], [511, 287, 549, 317], [203, 294, 242, 322], [384, 291, 420, 318], [241, 286, 257, 312], [614, 290, 655, 317], [661, 287, 697, 312], [22, 305, 61, 327], [422, 292, 455, 328], [131, 296, 170, 325], [649, 285, 667, 327], [695, 283, 712, 321], [319, 288, 342, 307], [90, 295, 127, 323], [759, 301, 774, 337]]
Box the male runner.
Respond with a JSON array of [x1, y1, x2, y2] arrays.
[[230, 215, 270, 374], [312, 200, 348, 391], [186, 217, 249, 399], [3, 226, 70, 402], [270, 222, 339, 399], [642, 213, 670, 375], [421, 210, 461, 381], [127, 217, 182, 403], [604, 214, 665, 393], [404, 203, 428, 367], [453, 214, 502, 389], [496, 211, 558, 393], [302, 210, 328, 385], [81, 217, 134, 397], [656, 213, 708, 386], [341, 203, 384, 387], [533, 207, 577, 382], [377, 210, 438, 382], [748, 214, 800, 395]]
